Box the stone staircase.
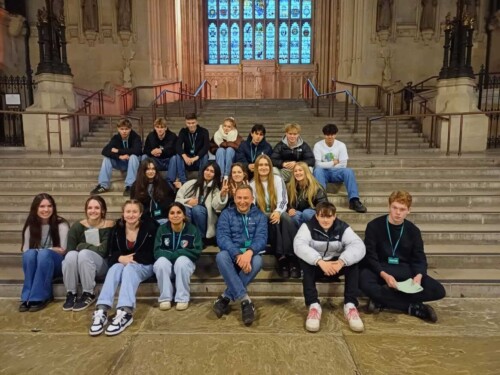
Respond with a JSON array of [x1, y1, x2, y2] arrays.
[[0, 98, 499, 299]]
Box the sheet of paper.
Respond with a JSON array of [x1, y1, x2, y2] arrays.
[[396, 278, 424, 294], [84, 228, 100, 246]]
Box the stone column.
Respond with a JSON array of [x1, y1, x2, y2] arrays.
[[433, 77, 488, 152]]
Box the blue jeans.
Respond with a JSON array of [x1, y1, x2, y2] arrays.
[[185, 205, 208, 238], [167, 154, 208, 184], [313, 167, 360, 200], [216, 251, 262, 301], [215, 147, 236, 178], [290, 208, 316, 228], [98, 155, 140, 189], [21, 249, 63, 302], [142, 154, 170, 171], [153, 256, 196, 303], [96, 263, 154, 310]]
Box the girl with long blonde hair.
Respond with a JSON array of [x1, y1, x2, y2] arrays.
[[287, 162, 328, 228]]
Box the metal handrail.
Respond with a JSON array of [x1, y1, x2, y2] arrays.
[[303, 79, 366, 132], [120, 81, 183, 114], [366, 110, 500, 156]]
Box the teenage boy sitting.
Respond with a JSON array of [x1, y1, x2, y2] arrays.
[[271, 122, 315, 183], [143, 117, 177, 172], [168, 113, 209, 188], [294, 201, 366, 333], [234, 123, 273, 179], [91, 118, 142, 196]]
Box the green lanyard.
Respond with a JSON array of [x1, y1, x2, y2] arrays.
[[386, 215, 404, 258], [172, 224, 185, 250]]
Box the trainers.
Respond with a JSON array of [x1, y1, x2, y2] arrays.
[[349, 199, 367, 213], [366, 299, 381, 314], [408, 303, 438, 323], [277, 257, 290, 279], [89, 309, 108, 336], [62, 292, 77, 311], [19, 301, 30, 312], [159, 301, 172, 311], [289, 258, 301, 279], [29, 299, 51, 312], [105, 309, 134, 336], [305, 306, 322, 332], [241, 300, 255, 326], [176, 302, 189, 311], [344, 304, 364, 332], [90, 184, 108, 195], [73, 292, 96, 312], [123, 186, 131, 196], [213, 295, 231, 318]]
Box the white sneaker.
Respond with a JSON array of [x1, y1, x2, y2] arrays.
[[344, 303, 364, 332], [89, 309, 108, 336], [176, 302, 189, 311], [105, 309, 133, 336], [159, 301, 172, 311], [305, 305, 322, 332]]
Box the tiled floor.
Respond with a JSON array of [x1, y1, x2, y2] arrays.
[[0, 298, 499, 374]]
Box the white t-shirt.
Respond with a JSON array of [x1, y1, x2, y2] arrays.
[[313, 139, 348, 169]]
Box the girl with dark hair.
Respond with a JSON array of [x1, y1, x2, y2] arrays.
[[249, 155, 300, 279], [226, 162, 249, 206], [287, 162, 328, 228], [130, 158, 176, 224], [153, 203, 203, 311], [62, 196, 115, 312], [20, 193, 70, 312], [89, 200, 158, 337], [175, 161, 228, 242]]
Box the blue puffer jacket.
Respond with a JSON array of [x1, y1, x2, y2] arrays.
[[216, 204, 268, 261]]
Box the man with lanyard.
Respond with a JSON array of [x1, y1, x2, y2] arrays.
[[359, 190, 446, 322], [168, 113, 210, 188], [235, 123, 273, 179], [213, 185, 268, 326]]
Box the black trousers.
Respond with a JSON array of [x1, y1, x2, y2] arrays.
[[268, 213, 297, 257], [299, 258, 360, 306], [359, 264, 446, 312]]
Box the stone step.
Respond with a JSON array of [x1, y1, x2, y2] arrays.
[[1, 223, 498, 244], [0, 254, 498, 298], [1, 178, 498, 192], [2, 206, 500, 225]]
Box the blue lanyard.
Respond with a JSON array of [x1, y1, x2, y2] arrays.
[[250, 144, 257, 162], [188, 133, 197, 151], [386, 215, 404, 257], [172, 224, 185, 250], [241, 214, 250, 240]]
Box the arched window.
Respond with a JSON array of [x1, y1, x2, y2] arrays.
[[206, 0, 312, 64]]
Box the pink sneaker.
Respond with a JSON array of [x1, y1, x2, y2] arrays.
[[344, 304, 364, 332], [305, 307, 322, 332]]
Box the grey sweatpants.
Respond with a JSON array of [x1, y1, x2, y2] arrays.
[[62, 250, 108, 294]]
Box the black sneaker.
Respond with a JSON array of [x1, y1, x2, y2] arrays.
[[289, 258, 301, 279], [213, 294, 231, 318], [241, 300, 255, 326], [366, 299, 381, 314], [62, 292, 77, 311], [105, 309, 134, 336], [123, 186, 131, 196], [277, 257, 290, 279], [73, 292, 96, 312], [349, 199, 367, 213], [89, 309, 108, 336], [29, 299, 51, 312], [19, 301, 29, 312], [408, 303, 438, 323], [90, 184, 108, 195]]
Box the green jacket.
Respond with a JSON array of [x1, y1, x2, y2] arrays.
[[154, 222, 202, 263], [66, 222, 113, 258]]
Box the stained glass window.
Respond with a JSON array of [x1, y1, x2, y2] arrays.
[[206, 0, 312, 65]]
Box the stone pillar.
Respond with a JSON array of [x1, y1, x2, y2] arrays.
[[22, 73, 76, 153], [434, 77, 488, 152]]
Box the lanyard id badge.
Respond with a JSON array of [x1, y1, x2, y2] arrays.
[[386, 216, 404, 265], [240, 215, 252, 253], [388, 256, 399, 264]]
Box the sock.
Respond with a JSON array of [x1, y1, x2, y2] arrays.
[[120, 306, 133, 314], [96, 304, 110, 312], [239, 294, 251, 303], [344, 302, 356, 314]]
